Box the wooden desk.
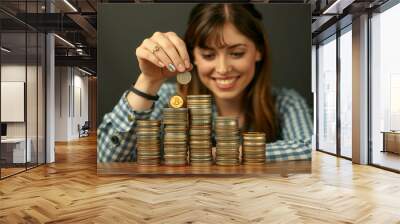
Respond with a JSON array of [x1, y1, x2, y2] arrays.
[[382, 131, 400, 154], [1, 138, 32, 164], [97, 160, 311, 177]]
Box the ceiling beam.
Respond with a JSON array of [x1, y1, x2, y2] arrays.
[[67, 13, 97, 46], [55, 55, 96, 71]]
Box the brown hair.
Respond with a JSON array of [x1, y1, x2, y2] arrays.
[[179, 3, 279, 142]]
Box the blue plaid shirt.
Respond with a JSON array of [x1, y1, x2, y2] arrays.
[[97, 82, 312, 162]]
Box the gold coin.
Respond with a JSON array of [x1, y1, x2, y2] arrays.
[[187, 95, 211, 99], [163, 108, 188, 112], [136, 119, 161, 126], [169, 95, 184, 108]]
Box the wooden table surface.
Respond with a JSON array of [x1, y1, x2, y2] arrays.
[[97, 160, 311, 177]]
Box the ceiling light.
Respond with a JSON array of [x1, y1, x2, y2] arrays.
[[54, 34, 75, 48], [1, 47, 11, 53], [63, 0, 78, 12], [78, 67, 93, 76], [323, 0, 355, 15]]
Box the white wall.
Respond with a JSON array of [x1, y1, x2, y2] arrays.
[[72, 72, 89, 138], [1, 64, 26, 81], [54, 67, 89, 141], [55, 67, 69, 141], [1, 65, 34, 138]]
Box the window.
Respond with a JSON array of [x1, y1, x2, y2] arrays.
[[370, 2, 400, 171], [317, 35, 337, 154], [339, 27, 352, 158]]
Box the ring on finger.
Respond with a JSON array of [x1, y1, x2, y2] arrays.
[[152, 45, 161, 54]]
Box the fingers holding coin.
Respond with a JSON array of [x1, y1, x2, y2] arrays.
[[151, 32, 186, 73], [142, 38, 175, 71], [165, 32, 191, 69], [140, 32, 194, 84]]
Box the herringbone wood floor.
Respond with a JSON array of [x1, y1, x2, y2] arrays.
[[1, 135, 400, 224]]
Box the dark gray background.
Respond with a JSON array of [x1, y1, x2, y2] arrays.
[[98, 3, 311, 125]]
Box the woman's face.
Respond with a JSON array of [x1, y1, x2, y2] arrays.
[[193, 22, 262, 100]]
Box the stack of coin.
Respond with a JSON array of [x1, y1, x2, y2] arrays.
[[187, 95, 213, 166], [215, 117, 240, 166], [163, 108, 188, 166], [242, 132, 266, 165], [136, 120, 161, 165]]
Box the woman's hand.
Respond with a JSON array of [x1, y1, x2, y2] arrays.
[[135, 31, 192, 84]]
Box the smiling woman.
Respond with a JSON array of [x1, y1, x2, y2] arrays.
[[182, 4, 270, 135], [97, 3, 312, 163]]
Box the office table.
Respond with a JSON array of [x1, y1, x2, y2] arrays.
[[382, 131, 400, 154]]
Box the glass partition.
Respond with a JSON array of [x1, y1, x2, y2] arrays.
[[0, 1, 46, 179], [1, 30, 28, 177], [27, 30, 38, 169], [38, 32, 45, 165]]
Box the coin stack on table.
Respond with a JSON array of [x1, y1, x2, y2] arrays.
[[136, 120, 161, 165], [215, 117, 240, 166], [242, 132, 266, 165], [187, 95, 213, 166], [162, 108, 189, 166]]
